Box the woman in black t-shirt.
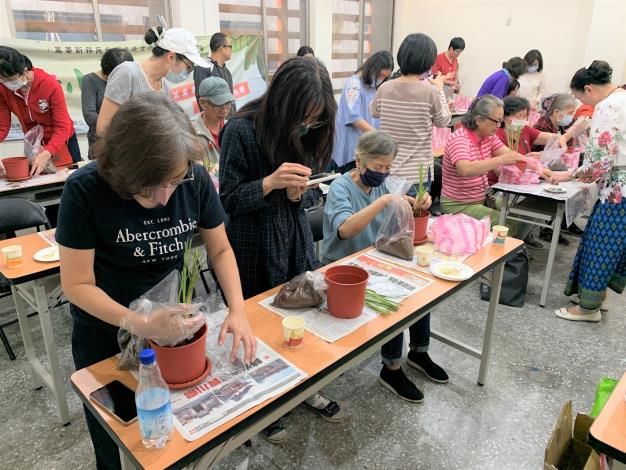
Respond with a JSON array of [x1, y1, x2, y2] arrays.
[[56, 93, 255, 470]]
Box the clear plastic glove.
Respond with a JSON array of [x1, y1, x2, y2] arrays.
[[119, 305, 206, 347]]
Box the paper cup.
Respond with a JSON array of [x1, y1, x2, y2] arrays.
[[492, 225, 509, 245], [415, 246, 434, 267], [1, 244, 23, 268], [282, 316, 305, 348]]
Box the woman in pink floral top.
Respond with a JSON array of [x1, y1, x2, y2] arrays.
[[552, 61, 626, 322]]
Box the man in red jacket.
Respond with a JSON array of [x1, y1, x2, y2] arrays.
[[0, 46, 77, 175]]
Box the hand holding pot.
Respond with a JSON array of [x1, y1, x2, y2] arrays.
[[219, 309, 257, 363], [120, 306, 206, 347]]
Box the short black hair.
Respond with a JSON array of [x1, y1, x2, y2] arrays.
[[503, 96, 530, 117], [507, 79, 520, 95], [397, 33, 437, 76], [570, 60, 613, 91], [502, 57, 526, 79], [523, 49, 543, 72], [210, 32, 229, 52], [296, 46, 314, 57], [101, 48, 134, 76], [357, 50, 394, 87], [0, 46, 32, 78], [449, 37, 465, 51]]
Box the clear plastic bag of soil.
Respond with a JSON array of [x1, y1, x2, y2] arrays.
[[117, 270, 208, 370], [271, 271, 326, 309], [24, 125, 57, 175], [374, 176, 415, 260]]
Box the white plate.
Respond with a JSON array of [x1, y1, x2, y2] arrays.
[[544, 185, 566, 194], [33, 246, 59, 263], [429, 262, 475, 281]]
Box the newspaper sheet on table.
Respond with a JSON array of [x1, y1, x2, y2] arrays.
[[258, 254, 432, 343], [38, 229, 57, 247], [128, 310, 307, 442], [492, 181, 598, 226]]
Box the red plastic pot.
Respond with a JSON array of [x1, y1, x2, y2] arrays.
[[149, 323, 209, 387], [3, 157, 30, 181], [325, 265, 369, 319], [414, 209, 430, 244]]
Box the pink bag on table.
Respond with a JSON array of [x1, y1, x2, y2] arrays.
[[432, 127, 452, 151], [430, 214, 491, 255], [499, 158, 543, 185], [561, 148, 581, 170], [453, 94, 472, 112]]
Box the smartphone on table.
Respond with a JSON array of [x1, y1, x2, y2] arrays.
[[90, 380, 138, 425]]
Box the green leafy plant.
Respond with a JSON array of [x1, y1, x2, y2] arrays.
[[506, 124, 523, 153], [365, 290, 400, 316], [178, 239, 203, 305]]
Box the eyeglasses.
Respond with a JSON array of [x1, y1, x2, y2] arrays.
[[162, 162, 194, 188], [485, 117, 503, 126], [300, 120, 326, 131], [181, 59, 195, 73], [222, 44, 233, 49]]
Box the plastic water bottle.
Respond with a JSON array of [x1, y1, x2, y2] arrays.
[[136, 349, 173, 449]]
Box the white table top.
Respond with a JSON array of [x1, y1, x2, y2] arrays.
[[0, 169, 71, 194]]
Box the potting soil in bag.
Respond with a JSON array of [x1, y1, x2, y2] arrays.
[[117, 270, 206, 370], [272, 271, 326, 309], [24, 125, 57, 175], [540, 136, 567, 171], [375, 176, 415, 260]]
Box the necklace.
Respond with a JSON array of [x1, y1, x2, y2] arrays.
[[607, 86, 621, 98]]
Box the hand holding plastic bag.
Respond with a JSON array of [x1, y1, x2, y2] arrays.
[[375, 176, 415, 260], [119, 304, 205, 347], [24, 125, 56, 175], [540, 136, 567, 171]]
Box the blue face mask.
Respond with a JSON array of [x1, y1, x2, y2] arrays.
[[558, 114, 574, 127], [527, 65, 539, 73], [166, 67, 191, 84], [359, 167, 389, 187]]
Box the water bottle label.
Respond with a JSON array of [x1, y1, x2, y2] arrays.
[[137, 401, 173, 440]]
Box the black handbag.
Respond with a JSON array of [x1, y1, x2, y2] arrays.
[[480, 248, 529, 307]]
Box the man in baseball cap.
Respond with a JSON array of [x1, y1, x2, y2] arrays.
[[191, 77, 235, 167]]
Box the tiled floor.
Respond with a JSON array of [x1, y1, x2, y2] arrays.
[[1, 229, 624, 469]]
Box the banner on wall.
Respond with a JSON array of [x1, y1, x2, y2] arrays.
[[2, 35, 267, 141]]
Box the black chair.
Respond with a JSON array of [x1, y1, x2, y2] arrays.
[[0, 198, 50, 360], [306, 204, 324, 260]]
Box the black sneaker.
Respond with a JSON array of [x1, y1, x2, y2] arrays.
[[379, 366, 424, 403], [261, 420, 287, 444], [565, 223, 584, 237], [406, 351, 449, 383], [539, 228, 569, 246]]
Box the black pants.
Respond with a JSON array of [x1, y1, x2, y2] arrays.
[[429, 158, 442, 202], [67, 133, 82, 163], [71, 306, 122, 470]]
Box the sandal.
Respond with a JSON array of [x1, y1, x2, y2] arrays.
[[554, 306, 601, 322], [303, 393, 346, 423]]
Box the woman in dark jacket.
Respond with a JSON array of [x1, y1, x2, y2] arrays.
[[219, 56, 345, 442]]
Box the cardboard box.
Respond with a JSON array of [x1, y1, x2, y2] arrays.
[[545, 401, 601, 470]]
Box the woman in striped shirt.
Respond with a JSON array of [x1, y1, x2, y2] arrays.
[[370, 33, 451, 196], [441, 95, 527, 236]]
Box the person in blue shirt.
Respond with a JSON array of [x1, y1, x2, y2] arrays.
[[476, 57, 526, 99], [321, 130, 448, 403], [331, 51, 394, 173]]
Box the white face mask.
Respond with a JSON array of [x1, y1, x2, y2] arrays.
[[511, 119, 527, 129], [2, 76, 26, 91], [166, 67, 191, 84]]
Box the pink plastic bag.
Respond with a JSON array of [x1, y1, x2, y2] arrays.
[[432, 127, 452, 151], [499, 158, 543, 185], [430, 214, 491, 255], [561, 148, 581, 170], [453, 94, 472, 112], [527, 109, 541, 127]]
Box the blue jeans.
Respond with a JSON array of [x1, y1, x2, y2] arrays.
[[381, 313, 430, 366]]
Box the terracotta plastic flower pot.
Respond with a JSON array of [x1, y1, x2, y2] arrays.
[[149, 323, 209, 387], [414, 209, 430, 244], [3, 157, 31, 181], [325, 265, 369, 319]]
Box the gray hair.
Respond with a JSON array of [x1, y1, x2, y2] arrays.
[[355, 130, 398, 163], [543, 93, 577, 116], [462, 95, 504, 130]]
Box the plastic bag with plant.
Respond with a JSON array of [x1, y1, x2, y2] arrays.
[[375, 176, 415, 260]]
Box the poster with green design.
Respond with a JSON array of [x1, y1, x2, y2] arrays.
[[2, 35, 267, 140]]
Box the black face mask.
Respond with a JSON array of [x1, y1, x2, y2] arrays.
[[360, 167, 389, 187]]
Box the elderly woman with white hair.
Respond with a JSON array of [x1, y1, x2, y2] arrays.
[[441, 94, 528, 236], [320, 130, 447, 404]]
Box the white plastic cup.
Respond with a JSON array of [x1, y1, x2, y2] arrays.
[[282, 316, 305, 348], [1, 245, 23, 268], [416, 246, 434, 267], [492, 225, 509, 245]]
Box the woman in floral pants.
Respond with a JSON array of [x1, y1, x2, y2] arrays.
[[551, 61, 626, 322]]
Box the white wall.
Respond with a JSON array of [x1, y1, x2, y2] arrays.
[[393, 0, 625, 98]]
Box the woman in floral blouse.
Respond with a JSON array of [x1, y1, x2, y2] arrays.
[[552, 61, 626, 322]]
